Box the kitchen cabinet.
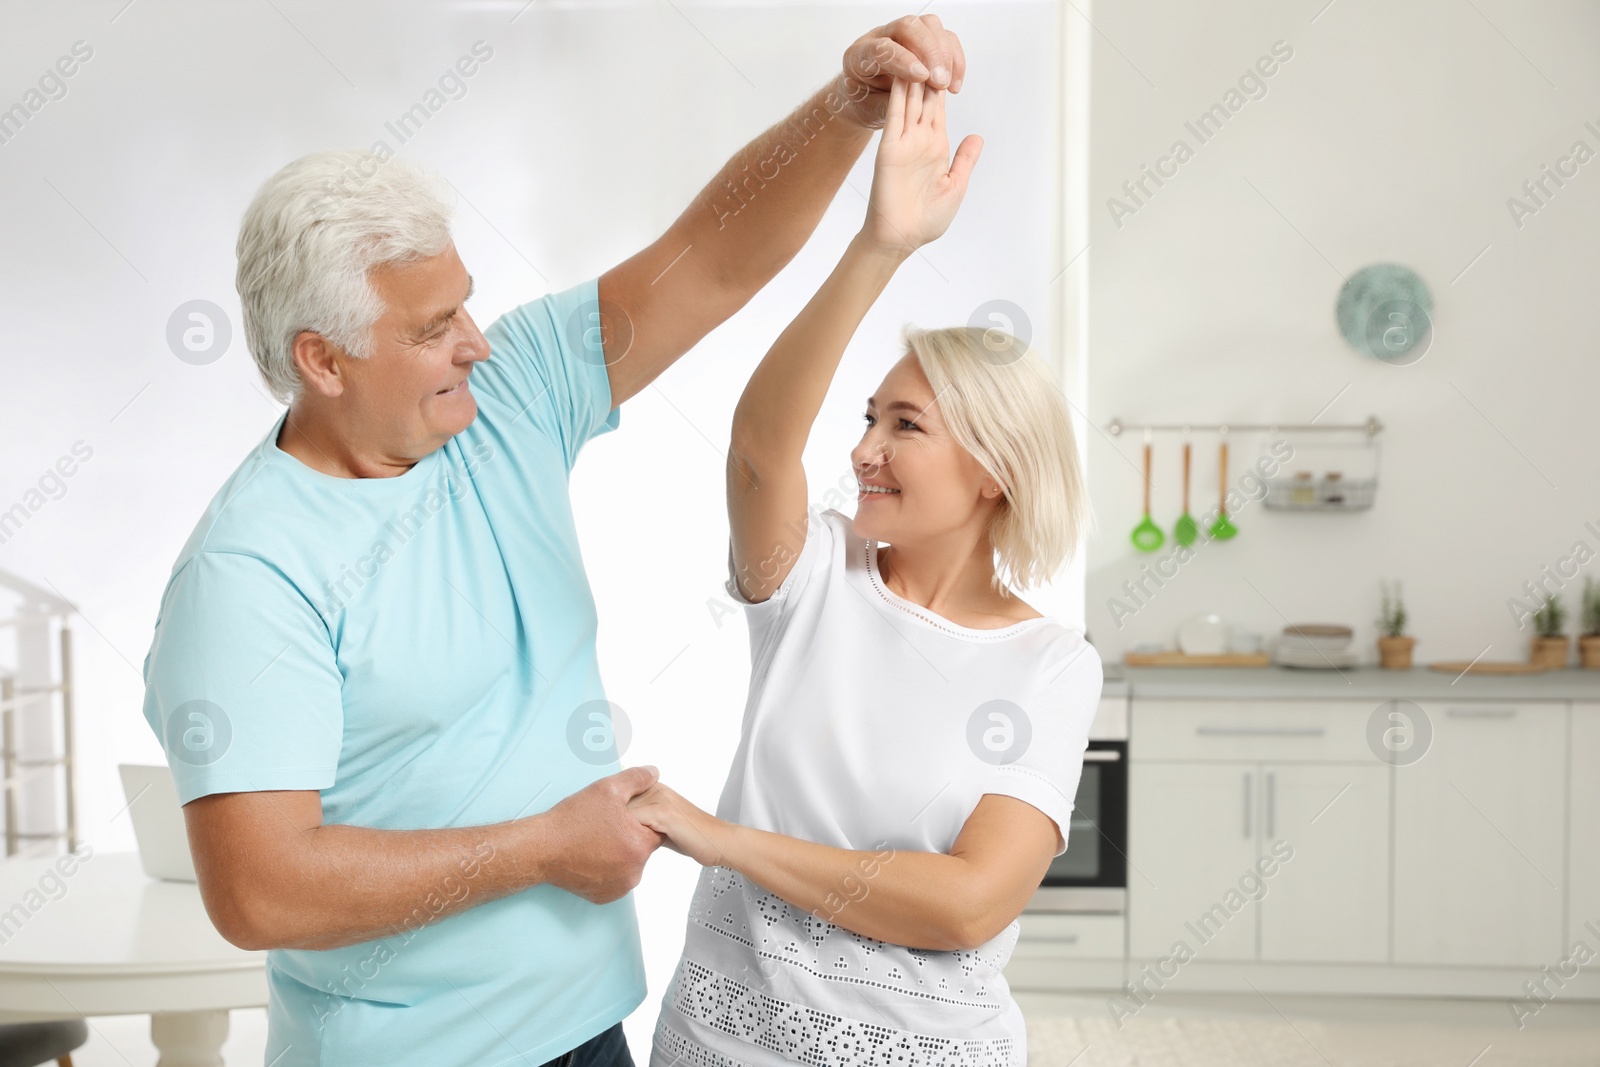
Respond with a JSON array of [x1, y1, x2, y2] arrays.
[[1129, 760, 1259, 960], [1022, 674, 1600, 999], [1129, 700, 1390, 964], [1393, 701, 1566, 967], [1258, 763, 1389, 963], [1014, 913, 1126, 959], [1569, 703, 1599, 950]]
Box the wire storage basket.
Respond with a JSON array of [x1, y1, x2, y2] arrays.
[[1262, 435, 1382, 512], [1263, 473, 1378, 511]]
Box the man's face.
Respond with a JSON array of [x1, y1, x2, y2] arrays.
[[336, 241, 491, 458]]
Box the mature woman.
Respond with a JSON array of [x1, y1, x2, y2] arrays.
[[628, 77, 1102, 1067]]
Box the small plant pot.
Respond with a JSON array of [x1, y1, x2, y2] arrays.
[[1580, 635, 1600, 670], [1377, 635, 1416, 669], [1531, 636, 1572, 669]]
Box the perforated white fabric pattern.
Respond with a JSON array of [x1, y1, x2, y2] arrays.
[[648, 867, 1024, 1067], [660, 960, 1020, 1067], [655, 1019, 751, 1067], [689, 866, 1014, 1008]]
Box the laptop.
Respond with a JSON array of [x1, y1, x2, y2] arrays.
[[117, 763, 198, 882]]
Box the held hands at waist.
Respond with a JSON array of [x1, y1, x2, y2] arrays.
[[626, 778, 1051, 953], [628, 780, 732, 868]]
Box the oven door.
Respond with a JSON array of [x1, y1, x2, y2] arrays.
[[1029, 739, 1126, 912]]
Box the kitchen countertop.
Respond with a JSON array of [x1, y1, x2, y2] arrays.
[[1099, 664, 1599, 702]]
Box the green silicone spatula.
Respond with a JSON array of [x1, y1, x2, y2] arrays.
[[1130, 431, 1165, 552], [1173, 438, 1198, 547], [1209, 432, 1239, 541]]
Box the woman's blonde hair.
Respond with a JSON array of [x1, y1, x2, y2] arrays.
[[901, 324, 1092, 594]]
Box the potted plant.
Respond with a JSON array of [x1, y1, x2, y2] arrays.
[[1530, 593, 1570, 668], [1377, 580, 1415, 669], [1581, 577, 1600, 670]]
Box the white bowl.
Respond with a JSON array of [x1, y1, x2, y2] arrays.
[[1281, 624, 1353, 653]]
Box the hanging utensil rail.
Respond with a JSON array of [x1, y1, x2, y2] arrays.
[[1106, 417, 1383, 437]]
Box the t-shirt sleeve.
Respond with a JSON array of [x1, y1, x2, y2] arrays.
[[140, 550, 345, 805], [723, 508, 835, 665], [981, 635, 1103, 857], [475, 274, 621, 471]]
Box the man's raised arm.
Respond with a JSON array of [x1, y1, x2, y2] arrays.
[[596, 14, 967, 409]]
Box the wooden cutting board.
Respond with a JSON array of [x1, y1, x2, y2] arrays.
[[1427, 660, 1546, 675], [1124, 651, 1272, 668]]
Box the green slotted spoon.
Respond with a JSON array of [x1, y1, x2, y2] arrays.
[[1130, 432, 1165, 552], [1209, 433, 1239, 541], [1173, 438, 1198, 547]]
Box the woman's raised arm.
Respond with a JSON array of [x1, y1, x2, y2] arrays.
[[726, 77, 981, 603]]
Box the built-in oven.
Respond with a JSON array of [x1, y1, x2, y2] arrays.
[[1028, 685, 1128, 913]]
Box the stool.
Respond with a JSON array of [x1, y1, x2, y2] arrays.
[[0, 1020, 90, 1067]]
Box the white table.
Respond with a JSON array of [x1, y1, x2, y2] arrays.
[[0, 851, 267, 1066]]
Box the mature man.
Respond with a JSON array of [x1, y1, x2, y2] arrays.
[[139, 15, 966, 1067]]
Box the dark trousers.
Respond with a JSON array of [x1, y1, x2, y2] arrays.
[[540, 1022, 634, 1067]]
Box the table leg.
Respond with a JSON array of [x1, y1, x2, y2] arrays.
[[151, 1009, 230, 1067]]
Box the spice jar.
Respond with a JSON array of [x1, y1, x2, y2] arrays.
[[1290, 472, 1315, 506], [1320, 471, 1345, 505]]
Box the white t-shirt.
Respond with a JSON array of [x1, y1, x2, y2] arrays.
[[650, 508, 1103, 1067]]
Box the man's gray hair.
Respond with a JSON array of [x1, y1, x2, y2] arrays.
[[236, 149, 456, 405]]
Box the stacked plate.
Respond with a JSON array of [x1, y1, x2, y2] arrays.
[[1275, 624, 1359, 669]]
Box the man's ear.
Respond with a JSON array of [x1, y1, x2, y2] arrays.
[[291, 331, 346, 399]]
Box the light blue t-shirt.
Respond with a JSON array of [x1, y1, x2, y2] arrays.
[[140, 275, 643, 1067]]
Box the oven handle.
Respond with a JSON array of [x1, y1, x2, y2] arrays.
[[1081, 749, 1123, 762], [1196, 726, 1326, 737]]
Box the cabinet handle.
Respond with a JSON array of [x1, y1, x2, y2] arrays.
[[1445, 707, 1517, 718], [1243, 772, 1253, 839], [1081, 750, 1122, 762], [1197, 726, 1327, 737], [1266, 771, 1275, 839]]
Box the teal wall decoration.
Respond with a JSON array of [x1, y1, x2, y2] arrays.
[[1335, 263, 1434, 364]]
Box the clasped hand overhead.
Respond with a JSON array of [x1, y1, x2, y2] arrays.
[[859, 75, 983, 259]]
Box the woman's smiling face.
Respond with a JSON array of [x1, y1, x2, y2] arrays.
[[850, 353, 1002, 547]]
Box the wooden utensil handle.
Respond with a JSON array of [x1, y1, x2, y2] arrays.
[[1143, 442, 1152, 512], [1182, 442, 1191, 510], [1218, 441, 1229, 510]]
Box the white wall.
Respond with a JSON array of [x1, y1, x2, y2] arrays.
[[1084, 0, 1600, 663], [0, 0, 1066, 1054]]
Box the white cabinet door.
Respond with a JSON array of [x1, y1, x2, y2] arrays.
[[1394, 702, 1566, 967], [1571, 703, 1599, 949], [1259, 763, 1389, 963], [1129, 761, 1259, 960]]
